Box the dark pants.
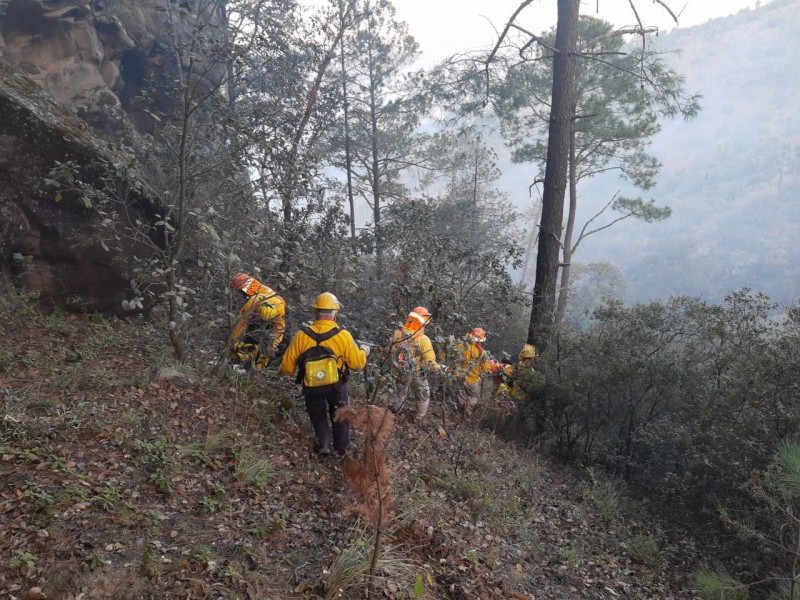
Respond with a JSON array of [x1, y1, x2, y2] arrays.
[[304, 385, 349, 452]]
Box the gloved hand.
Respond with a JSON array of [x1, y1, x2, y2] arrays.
[[359, 343, 371, 357]]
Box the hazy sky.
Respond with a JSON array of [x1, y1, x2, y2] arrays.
[[392, 0, 773, 66]]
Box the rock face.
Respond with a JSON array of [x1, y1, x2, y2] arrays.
[[0, 0, 200, 141], [0, 1, 217, 312], [0, 59, 165, 312]]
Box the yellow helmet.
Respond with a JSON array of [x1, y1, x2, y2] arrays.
[[314, 292, 342, 310], [519, 343, 536, 359]]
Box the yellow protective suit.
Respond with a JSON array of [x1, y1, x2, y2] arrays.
[[230, 281, 286, 370], [279, 319, 367, 381]]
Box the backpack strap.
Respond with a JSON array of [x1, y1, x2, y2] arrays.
[[301, 325, 340, 345]]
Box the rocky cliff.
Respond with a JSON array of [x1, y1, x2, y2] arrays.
[[0, 0, 218, 311], [0, 58, 164, 312], [0, 0, 203, 140]]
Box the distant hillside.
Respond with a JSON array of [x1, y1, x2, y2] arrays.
[[504, 0, 800, 306]]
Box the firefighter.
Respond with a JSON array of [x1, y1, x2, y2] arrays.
[[229, 273, 287, 372], [389, 306, 441, 422], [487, 352, 514, 398], [453, 327, 492, 417], [279, 292, 369, 456], [518, 343, 536, 368], [505, 343, 537, 403]]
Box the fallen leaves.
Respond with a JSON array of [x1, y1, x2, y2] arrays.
[[0, 313, 706, 600]]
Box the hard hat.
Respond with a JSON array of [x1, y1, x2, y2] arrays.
[[232, 273, 266, 296], [314, 292, 342, 310], [231, 272, 251, 290], [519, 343, 536, 359], [408, 306, 431, 325], [468, 327, 486, 343]]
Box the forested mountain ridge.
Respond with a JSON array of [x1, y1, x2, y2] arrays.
[[0, 1, 798, 597], [523, 0, 800, 305]]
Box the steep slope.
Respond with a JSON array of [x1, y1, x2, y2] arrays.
[[0, 293, 705, 599]]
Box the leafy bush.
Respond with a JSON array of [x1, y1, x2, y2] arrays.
[[699, 441, 800, 600], [519, 290, 800, 511]]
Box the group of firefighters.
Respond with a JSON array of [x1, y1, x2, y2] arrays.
[[228, 272, 535, 456]]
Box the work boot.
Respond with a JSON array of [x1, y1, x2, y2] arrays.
[[317, 444, 333, 457]]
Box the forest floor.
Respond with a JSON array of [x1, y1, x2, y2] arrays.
[[0, 296, 708, 600]]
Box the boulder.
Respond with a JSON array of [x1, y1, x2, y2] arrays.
[[0, 58, 165, 313], [0, 0, 226, 139], [0, 1, 228, 312]]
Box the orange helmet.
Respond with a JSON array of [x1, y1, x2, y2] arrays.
[[408, 306, 431, 325], [231, 272, 251, 290], [232, 273, 269, 296], [468, 327, 486, 343]]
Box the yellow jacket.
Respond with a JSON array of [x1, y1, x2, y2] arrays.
[[279, 320, 367, 378], [454, 340, 490, 384], [391, 326, 439, 372], [230, 285, 286, 350]]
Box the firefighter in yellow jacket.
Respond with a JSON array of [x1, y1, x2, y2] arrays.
[[454, 327, 492, 416], [507, 343, 537, 402], [279, 292, 369, 456], [518, 343, 536, 367], [229, 272, 287, 372], [389, 306, 441, 422], [487, 354, 514, 398]]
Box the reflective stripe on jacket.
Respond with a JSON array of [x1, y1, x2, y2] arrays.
[[279, 320, 367, 379]]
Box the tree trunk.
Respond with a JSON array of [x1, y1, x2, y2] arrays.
[[281, 17, 347, 223], [166, 71, 193, 363], [527, 0, 579, 352], [519, 202, 542, 288], [519, 224, 537, 288], [367, 36, 383, 279], [339, 1, 356, 238], [556, 115, 577, 323]]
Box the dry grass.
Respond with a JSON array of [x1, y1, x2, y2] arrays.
[[0, 293, 706, 599]]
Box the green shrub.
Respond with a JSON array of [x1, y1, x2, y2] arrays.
[[520, 291, 800, 513], [694, 569, 749, 600], [0, 347, 12, 372]]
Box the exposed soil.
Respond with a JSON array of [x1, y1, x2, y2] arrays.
[[0, 300, 705, 599]]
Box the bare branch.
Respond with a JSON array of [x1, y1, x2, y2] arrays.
[[528, 177, 544, 195], [510, 22, 559, 55], [483, 0, 535, 105], [652, 0, 681, 24], [572, 192, 617, 253]]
